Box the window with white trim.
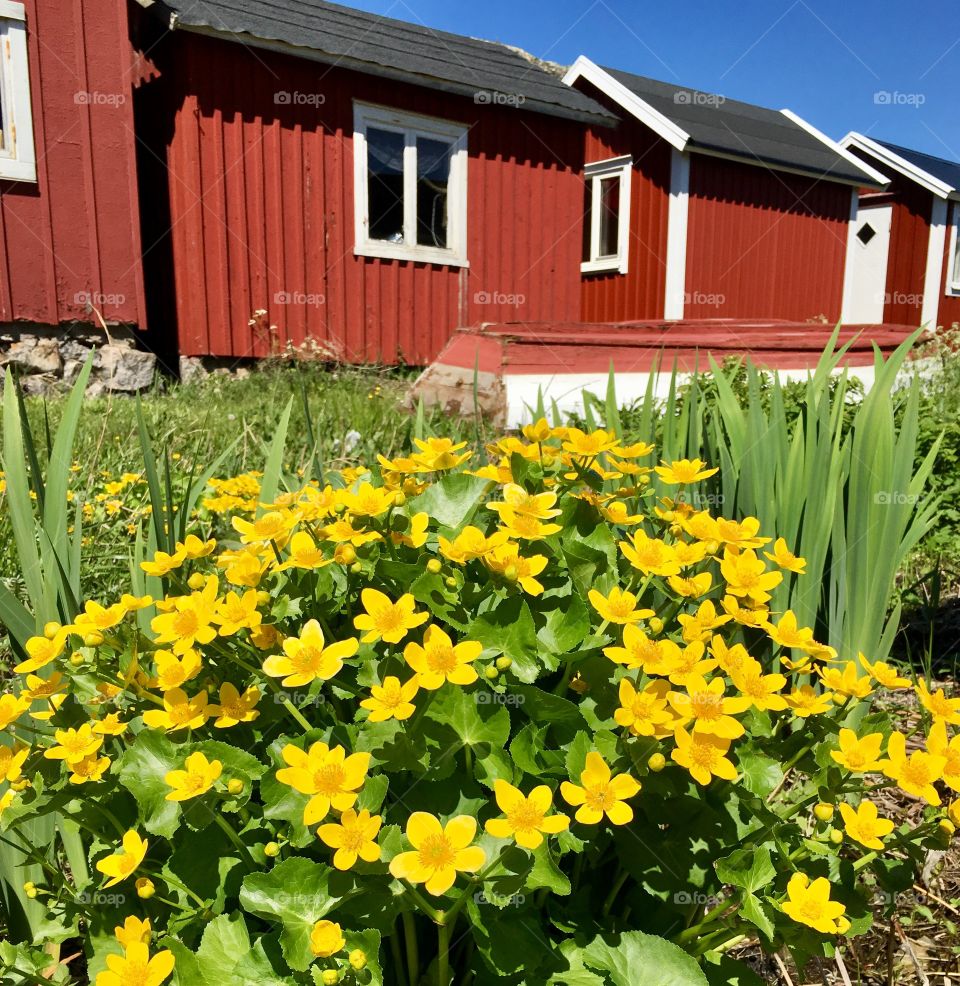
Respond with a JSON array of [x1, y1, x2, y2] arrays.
[[581, 155, 632, 274], [353, 103, 468, 267], [0, 1, 35, 182], [948, 204, 960, 296]]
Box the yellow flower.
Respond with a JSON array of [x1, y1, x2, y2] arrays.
[[483, 542, 548, 596], [213, 683, 261, 727], [484, 780, 569, 849], [353, 589, 428, 644], [114, 915, 152, 949], [403, 625, 482, 689], [495, 507, 562, 541], [487, 485, 561, 521], [69, 753, 112, 784], [614, 678, 674, 737], [317, 808, 383, 870], [859, 655, 911, 690], [232, 511, 293, 547], [588, 586, 655, 625], [881, 731, 946, 805], [785, 685, 834, 718], [164, 751, 222, 801], [720, 595, 770, 629], [215, 590, 262, 636], [14, 632, 67, 674], [668, 676, 751, 739], [666, 572, 713, 599], [411, 437, 472, 471], [782, 873, 848, 935], [763, 537, 806, 573], [671, 726, 738, 786], [731, 665, 787, 712], [389, 812, 486, 895], [713, 517, 768, 550], [927, 720, 960, 791], [218, 547, 270, 587], [720, 548, 782, 604], [654, 459, 719, 484], [360, 676, 420, 722], [651, 639, 719, 686], [0, 743, 29, 783], [817, 662, 873, 703], [94, 942, 174, 986], [43, 724, 103, 766], [766, 611, 815, 650], [322, 517, 382, 547], [276, 742, 370, 825], [140, 548, 186, 578], [438, 526, 508, 564], [618, 530, 681, 577], [310, 919, 346, 958], [153, 650, 203, 691], [917, 680, 960, 725], [0, 789, 15, 819], [96, 830, 148, 888], [276, 530, 330, 571], [73, 600, 127, 633], [339, 482, 396, 518], [561, 428, 620, 459], [142, 688, 212, 732], [603, 624, 668, 671], [263, 619, 358, 687], [92, 713, 129, 737], [177, 534, 217, 559], [838, 801, 895, 850], [150, 578, 219, 654], [830, 729, 885, 773], [392, 512, 430, 549], [560, 752, 640, 824]]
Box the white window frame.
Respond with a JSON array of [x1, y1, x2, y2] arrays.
[[581, 155, 632, 275], [353, 102, 468, 267], [0, 1, 35, 183], [947, 203, 960, 297]]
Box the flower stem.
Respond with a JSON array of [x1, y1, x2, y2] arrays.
[[601, 868, 630, 917], [437, 917, 451, 986], [402, 880, 442, 923], [401, 909, 419, 986], [213, 812, 257, 870]]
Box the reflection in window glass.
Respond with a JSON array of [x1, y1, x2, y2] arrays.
[[598, 176, 620, 259], [416, 137, 451, 249], [367, 127, 405, 243]]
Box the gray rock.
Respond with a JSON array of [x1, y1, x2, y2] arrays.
[[59, 339, 94, 363], [1, 337, 62, 374], [94, 345, 156, 392], [179, 355, 208, 383]]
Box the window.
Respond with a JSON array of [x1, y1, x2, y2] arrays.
[[0, 1, 35, 182], [948, 204, 960, 296], [353, 103, 468, 266], [582, 155, 632, 274]]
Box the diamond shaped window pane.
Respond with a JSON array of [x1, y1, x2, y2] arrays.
[[857, 223, 876, 245]]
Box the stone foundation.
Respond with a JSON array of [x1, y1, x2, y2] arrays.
[[0, 324, 158, 396]]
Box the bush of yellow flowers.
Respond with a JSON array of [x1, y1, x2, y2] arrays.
[[1, 421, 957, 986]]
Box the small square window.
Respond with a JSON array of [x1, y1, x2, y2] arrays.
[[353, 103, 468, 267], [0, 2, 36, 183], [582, 155, 632, 274], [856, 223, 876, 246]]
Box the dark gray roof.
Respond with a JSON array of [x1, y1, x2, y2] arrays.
[[602, 66, 881, 186], [875, 140, 960, 193], [145, 0, 615, 124]]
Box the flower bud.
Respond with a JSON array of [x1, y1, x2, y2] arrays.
[[349, 949, 367, 971], [426, 558, 443, 575], [648, 617, 664, 635], [338, 544, 357, 566], [495, 657, 513, 672], [10, 779, 30, 792], [136, 878, 155, 899], [227, 778, 244, 796], [813, 803, 834, 822], [264, 841, 280, 858], [940, 818, 956, 837], [69, 652, 85, 667], [187, 572, 206, 590], [23, 882, 36, 898], [828, 828, 843, 844], [256, 590, 271, 606], [485, 666, 499, 681], [393, 492, 407, 507], [43, 621, 61, 639], [445, 576, 458, 589], [350, 562, 363, 575], [83, 631, 104, 648], [322, 972, 340, 985], [647, 753, 666, 772]]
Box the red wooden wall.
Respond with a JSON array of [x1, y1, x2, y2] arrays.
[[684, 156, 850, 321], [0, 0, 145, 329], [878, 173, 931, 326], [579, 115, 672, 322], [146, 31, 589, 363]]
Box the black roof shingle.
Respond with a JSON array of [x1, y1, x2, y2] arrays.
[[602, 66, 881, 186], [143, 0, 615, 124], [875, 140, 960, 194]]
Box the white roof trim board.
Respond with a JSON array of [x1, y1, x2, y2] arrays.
[[562, 56, 690, 152], [781, 112, 889, 186], [841, 132, 956, 199]]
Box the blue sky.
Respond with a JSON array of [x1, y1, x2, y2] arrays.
[[345, 0, 959, 161]]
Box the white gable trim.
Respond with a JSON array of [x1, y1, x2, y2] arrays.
[[781, 111, 889, 187], [664, 149, 690, 319], [840, 131, 952, 199], [562, 56, 689, 153], [923, 198, 948, 325], [840, 188, 861, 324]]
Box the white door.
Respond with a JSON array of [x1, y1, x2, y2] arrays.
[[845, 204, 892, 323]]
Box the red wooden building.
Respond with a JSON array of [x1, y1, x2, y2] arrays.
[[839, 133, 960, 330], [0, 0, 145, 336], [561, 58, 889, 325]]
